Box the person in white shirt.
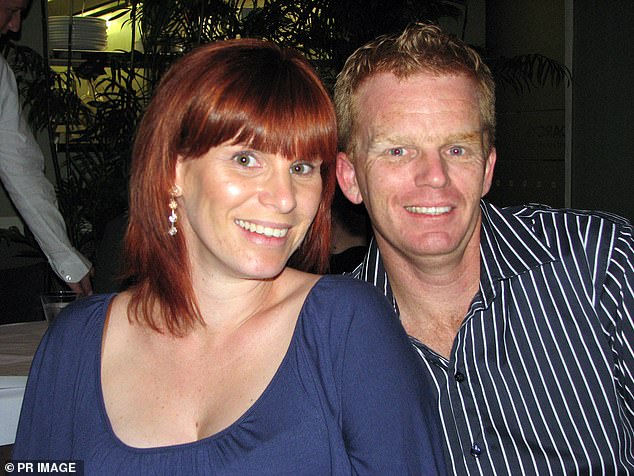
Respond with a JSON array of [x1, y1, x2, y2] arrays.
[[0, 0, 92, 294]]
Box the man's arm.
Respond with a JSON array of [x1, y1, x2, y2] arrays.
[[600, 219, 634, 423], [0, 55, 92, 294]]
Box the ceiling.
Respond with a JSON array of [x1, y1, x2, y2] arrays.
[[46, 0, 128, 17]]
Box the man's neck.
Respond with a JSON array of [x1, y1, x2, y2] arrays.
[[379, 240, 481, 359]]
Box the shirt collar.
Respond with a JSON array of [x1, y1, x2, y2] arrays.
[[352, 237, 399, 314], [479, 201, 555, 281], [478, 201, 556, 307]]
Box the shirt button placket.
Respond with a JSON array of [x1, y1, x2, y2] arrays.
[[451, 366, 482, 463], [470, 442, 483, 458], [453, 370, 483, 460]]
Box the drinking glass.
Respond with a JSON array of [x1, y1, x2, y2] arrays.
[[40, 291, 79, 324]]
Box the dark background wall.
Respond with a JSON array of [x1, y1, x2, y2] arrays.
[[3, 0, 632, 224], [485, 0, 633, 222], [485, 0, 566, 210], [571, 0, 634, 222]]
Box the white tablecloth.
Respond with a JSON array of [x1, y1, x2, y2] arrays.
[[0, 321, 47, 445], [0, 376, 28, 446]]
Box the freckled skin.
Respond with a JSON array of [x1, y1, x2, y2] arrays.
[[174, 142, 323, 281], [338, 72, 496, 270]]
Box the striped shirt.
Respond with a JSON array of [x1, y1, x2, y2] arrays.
[[352, 200, 634, 475]]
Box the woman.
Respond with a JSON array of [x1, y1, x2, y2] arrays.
[[13, 39, 445, 475]]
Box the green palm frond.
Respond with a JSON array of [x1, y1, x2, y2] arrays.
[[3, 0, 570, 261], [487, 53, 572, 94]]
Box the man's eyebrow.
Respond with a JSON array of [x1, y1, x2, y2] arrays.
[[365, 136, 409, 153], [369, 135, 407, 145], [443, 130, 484, 143], [369, 130, 484, 147], [367, 126, 422, 145]]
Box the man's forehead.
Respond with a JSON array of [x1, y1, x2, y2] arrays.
[[358, 73, 478, 112], [358, 70, 477, 93], [362, 100, 482, 136]]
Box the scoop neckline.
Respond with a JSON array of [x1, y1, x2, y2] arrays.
[[94, 276, 332, 453]]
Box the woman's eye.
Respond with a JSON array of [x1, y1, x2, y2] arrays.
[[233, 153, 258, 167], [290, 162, 314, 175]]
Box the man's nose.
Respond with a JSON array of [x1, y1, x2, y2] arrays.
[[8, 12, 22, 33], [413, 152, 449, 188]]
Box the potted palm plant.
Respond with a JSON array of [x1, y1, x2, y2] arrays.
[[2, 0, 569, 270]]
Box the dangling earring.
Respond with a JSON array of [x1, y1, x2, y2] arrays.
[[168, 186, 181, 236]]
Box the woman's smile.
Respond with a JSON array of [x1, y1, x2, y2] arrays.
[[235, 219, 290, 238]]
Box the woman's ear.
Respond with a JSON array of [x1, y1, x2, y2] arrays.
[[173, 155, 186, 195]]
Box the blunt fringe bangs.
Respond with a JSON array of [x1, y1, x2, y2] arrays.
[[123, 39, 337, 336]]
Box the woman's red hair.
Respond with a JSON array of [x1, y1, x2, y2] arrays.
[[123, 39, 337, 335]]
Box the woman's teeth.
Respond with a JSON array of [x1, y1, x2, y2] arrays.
[[236, 219, 288, 237]]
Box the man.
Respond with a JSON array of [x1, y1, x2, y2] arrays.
[[336, 23, 634, 474], [1, 0, 92, 294]]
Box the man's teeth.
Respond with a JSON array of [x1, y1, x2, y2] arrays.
[[236, 220, 288, 237], [405, 206, 452, 215]]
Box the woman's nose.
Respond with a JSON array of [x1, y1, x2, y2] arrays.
[[259, 169, 297, 213]]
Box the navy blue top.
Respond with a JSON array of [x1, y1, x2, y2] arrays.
[[13, 275, 446, 475]]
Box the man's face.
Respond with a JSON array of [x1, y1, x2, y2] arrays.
[[337, 72, 496, 267], [0, 0, 28, 36]]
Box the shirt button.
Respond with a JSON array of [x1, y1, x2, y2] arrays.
[[470, 442, 482, 457], [64, 275, 72, 282], [454, 371, 465, 382]]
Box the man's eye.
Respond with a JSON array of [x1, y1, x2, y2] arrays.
[[290, 162, 314, 175], [387, 147, 407, 157], [233, 153, 258, 167], [448, 146, 465, 156]]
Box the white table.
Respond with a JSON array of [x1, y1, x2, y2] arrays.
[[0, 321, 47, 445]]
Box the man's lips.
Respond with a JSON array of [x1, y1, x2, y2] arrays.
[[404, 206, 453, 215]]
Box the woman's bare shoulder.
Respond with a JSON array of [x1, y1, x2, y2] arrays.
[[278, 268, 322, 301]]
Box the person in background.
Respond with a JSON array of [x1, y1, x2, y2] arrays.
[[329, 187, 369, 273], [335, 22, 634, 474], [0, 0, 92, 295], [13, 38, 446, 475]]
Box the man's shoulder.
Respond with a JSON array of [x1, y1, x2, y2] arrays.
[[487, 202, 633, 267], [0, 52, 13, 79], [496, 202, 631, 235], [0, 53, 19, 113]]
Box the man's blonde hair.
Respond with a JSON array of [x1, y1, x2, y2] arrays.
[[334, 23, 496, 156]]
